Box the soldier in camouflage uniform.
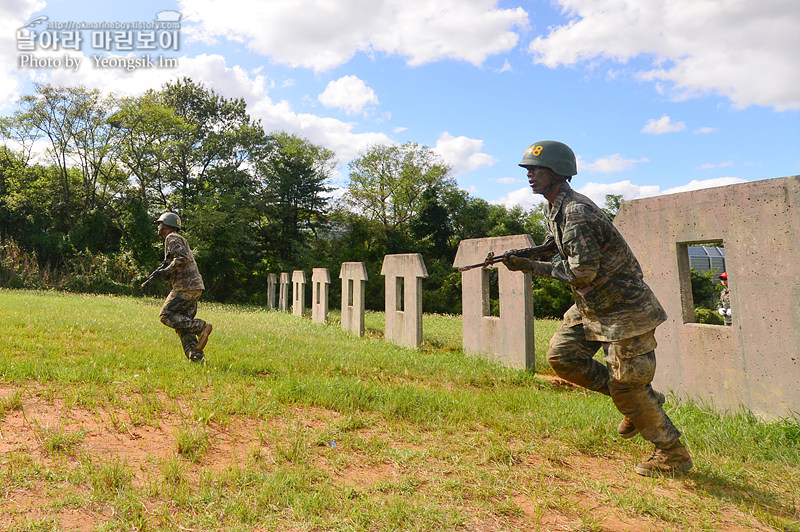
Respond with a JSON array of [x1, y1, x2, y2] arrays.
[[717, 272, 732, 326], [503, 141, 692, 477], [146, 212, 213, 363]]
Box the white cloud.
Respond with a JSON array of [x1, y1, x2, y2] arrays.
[[659, 177, 747, 196], [696, 161, 733, 170], [578, 153, 649, 173], [393, 126, 408, 133], [641, 115, 686, 134], [694, 126, 716, 134], [528, 0, 800, 110], [180, 0, 528, 71], [0, 0, 46, 111], [433, 132, 496, 175], [493, 176, 519, 184], [494, 186, 545, 210], [494, 177, 748, 210], [318, 75, 378, 115], [575, 180, 660, 206]]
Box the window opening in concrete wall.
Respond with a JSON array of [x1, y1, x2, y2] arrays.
[[316, 283, 320, 305], [677, 241, 728, 325], [481, 268, 500, 317], [347, 279, 354, 307], [396, 277, 405, 312]]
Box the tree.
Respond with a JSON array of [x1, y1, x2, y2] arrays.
[[110, 92, 189, 208], [345, 143, 454, 236], [256, 132, 335, 265], [602, 194, 623, 221], [155, 78, 258, 213], [1, 85, 129, 257], [7, 85, 122, 235]]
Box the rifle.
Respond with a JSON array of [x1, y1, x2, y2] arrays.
[[456, 237, 557, 272], [140, 260, 169, 288]]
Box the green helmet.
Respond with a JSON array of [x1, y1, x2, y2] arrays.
[[518, 140, 577, 177], [155, 212, 182, 230]]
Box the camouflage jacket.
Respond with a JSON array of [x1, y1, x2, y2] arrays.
[[719, 288, 732, 325], [529, 184, 666, 341], [162, 232, 204, 291]]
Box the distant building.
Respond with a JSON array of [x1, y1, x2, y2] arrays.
[[688, 245, 725, 276]]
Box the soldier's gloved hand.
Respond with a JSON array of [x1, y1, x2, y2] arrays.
[[502, 255, 531, 272], [718, 308, 725, 315]]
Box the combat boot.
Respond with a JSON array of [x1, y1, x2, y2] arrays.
[[617, 390, 666, 439], [197, 323, 213, 350], [634, 441, 693, 477]]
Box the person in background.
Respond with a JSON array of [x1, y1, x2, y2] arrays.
[[718, 272, 732, 326]]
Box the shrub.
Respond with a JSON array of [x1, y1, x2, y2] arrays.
[[695, 307, 724, 325]]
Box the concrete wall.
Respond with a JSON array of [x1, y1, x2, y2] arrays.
[[614, 176, 800, 419], [453, 235, 536, 370], [340, 262, 369, 337], [381, 254, 428, 348], [311, 268, 330, 324]]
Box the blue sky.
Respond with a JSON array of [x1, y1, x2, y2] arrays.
[[2, 0, 798, 210]]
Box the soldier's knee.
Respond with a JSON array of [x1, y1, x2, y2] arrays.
[[159, 313, 171, 327], [546, 347, 571, 376]]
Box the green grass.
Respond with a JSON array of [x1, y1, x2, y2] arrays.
[[0, 288, 797, 531]]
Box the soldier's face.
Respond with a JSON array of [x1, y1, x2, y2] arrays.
[[156, 222, 166, 237], [525, 166, 553, 195]]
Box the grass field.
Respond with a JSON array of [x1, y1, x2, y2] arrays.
[[0, 289, 797, 531]]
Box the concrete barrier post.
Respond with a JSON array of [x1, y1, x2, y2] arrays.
[[339, 262, 369, 336], [453, 235, 536, 370], [292, 270, 306, 317], [267, 273, 277, 310], [380, 254, 428, 348], [279, 272, 290, 313], [311, 268, 331, 324]]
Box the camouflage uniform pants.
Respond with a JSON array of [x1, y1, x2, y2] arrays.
[[547, 308, 681, 448], [159, 289, 206, 360]]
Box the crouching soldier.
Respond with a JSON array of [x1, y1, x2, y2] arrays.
[[144, 212, 212, 362]]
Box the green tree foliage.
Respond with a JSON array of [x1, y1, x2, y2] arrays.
[[345, 142, 454, 235], [690, 266, 725, 324], [532, 277, 573, 319], [602, 194, 623, 221], [691, 266, 723, 310], [257, 132, 335, 265]]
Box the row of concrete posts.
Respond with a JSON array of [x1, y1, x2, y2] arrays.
[[267, 254, 431, 350], [267, 235, 537, 369]]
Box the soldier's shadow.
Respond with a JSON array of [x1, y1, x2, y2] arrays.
[[685, 468, 798, 523]]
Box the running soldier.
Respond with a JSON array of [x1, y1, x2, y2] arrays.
[[503, 140, 692, 476], [144, 212, 213, 363]]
